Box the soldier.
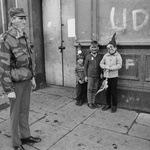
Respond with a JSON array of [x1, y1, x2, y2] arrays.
[[0, 8, 41, 150]]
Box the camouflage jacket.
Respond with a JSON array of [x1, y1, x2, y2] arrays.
[[0, 27, 36, 94]]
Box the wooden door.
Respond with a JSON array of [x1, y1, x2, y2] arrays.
[[43, 0, 76, 87]]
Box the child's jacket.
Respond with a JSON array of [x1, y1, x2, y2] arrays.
[[100, 51, 122, 78], [84, 53, 102, 78], [75, 64, 85, 83]]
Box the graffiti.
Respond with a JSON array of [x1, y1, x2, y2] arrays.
[[110, 7, 149, 31], [110, 7, 127, 31], [126, 59, 134, 69], [132, 9, 149, 31]]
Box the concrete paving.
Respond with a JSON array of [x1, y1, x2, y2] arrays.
[[0, 85, 150, 150]]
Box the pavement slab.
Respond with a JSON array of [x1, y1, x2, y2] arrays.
[[136, 113, 150, 126], [128, 123, 150, 140], [30, 94, 73, 114], [45, 96, 74, 113], [0, 120, 11, 137], [0, 134, 12, 150], [29, 121, 70, 150], [0, 118, 4, 123], [40, 102, 96, 130], [37, 86, 76, 99], [29, 111, 46, 125], [84, 108, 138, 133], [30, 101, 51, 115], [49, 123, 150, 150], [31, 91, 60, 105]]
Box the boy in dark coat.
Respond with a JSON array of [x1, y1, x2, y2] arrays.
[[84, 41, 103, 109]]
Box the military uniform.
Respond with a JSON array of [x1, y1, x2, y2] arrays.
[[0, 26, 36, 146]]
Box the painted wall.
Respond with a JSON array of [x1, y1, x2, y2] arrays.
[[75, 0, 150, 112]]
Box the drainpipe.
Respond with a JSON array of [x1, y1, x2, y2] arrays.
[[0, 0, 5, 32], [15, 0, 18, 7], [58, 0, 65, 86]]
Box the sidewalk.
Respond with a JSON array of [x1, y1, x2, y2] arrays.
[[0, 85, 150, 150]]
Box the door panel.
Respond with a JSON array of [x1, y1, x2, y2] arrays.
[[62, 0, 76, 87], [43, 0, 62, 85], [43, 0, 76, 87]]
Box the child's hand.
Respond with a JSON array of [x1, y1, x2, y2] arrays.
[[105, 65, 110, 70], [100, 74, 103, 79], [79, 80, 83, 84], [85, 76, 88, 82], [104, 80, 108, 89]]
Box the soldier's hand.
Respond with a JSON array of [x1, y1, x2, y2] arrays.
[[7, 92, 16, 100], [31, 77, 36, 91]]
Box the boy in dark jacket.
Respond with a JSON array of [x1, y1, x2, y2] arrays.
[[84, 41, 103, 109]]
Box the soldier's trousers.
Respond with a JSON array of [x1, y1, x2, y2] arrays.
[[9, 80, 31, 146]]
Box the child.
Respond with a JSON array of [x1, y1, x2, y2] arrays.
[[75, 47, 87, 106], [84, 40, 103, 109], [100, 33, 122, 113]]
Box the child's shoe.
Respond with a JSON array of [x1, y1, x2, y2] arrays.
[[102, 105, 111, 111], [87, 103, 96, 109], [75, 101, 80, 105], [111, 106, 117, 113], [78, 101, 83, 106], [93, 103, 101, 108]]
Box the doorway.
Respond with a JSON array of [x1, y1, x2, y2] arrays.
[[42, 0, 76, 87]]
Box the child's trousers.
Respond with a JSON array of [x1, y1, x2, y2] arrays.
[[76, 82, 87, 103], [106, 77, 118, 106], [87, 77, 99, 104]]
